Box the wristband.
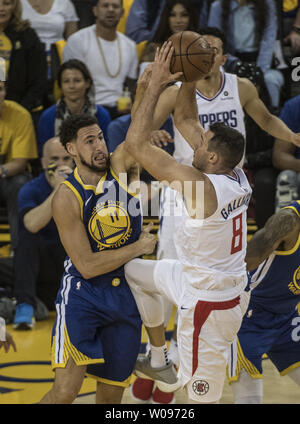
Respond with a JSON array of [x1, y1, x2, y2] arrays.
[[292, 26, 300, 35]]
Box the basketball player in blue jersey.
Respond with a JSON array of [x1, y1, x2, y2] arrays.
[[227, 201, 300, 404], [39, 114, 157, 404]]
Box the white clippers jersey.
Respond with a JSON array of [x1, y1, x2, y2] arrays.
[[173, 167, 252, 299], [173, 69, 245, 166]]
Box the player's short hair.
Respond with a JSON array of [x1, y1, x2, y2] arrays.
[[59, 114, 99, 149], [208, 122, 245, 169], [197, 26, 227, 54]]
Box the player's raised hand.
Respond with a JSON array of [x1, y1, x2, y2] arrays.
[[151, 41, 183, 88], [138, 222, 157, 255]]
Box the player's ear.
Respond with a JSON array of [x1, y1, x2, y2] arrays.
[[66, 142, 76, 157], [208, 151, 218, 164], [221, 54, 227, 67]]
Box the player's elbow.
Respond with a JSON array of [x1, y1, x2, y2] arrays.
[[77, 263, 96, 280]]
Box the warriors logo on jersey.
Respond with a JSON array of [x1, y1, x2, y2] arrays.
[[289, 266, 300, 295], [89, 200, 132, 250]]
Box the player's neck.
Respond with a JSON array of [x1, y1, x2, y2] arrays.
[[196, 71, 223, 98], [95, 22, 117, 41], [76, 165, 107, 187]]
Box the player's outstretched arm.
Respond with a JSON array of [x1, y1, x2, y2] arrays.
[[173, 81, 206, 150], [245, 208, 300, 271], [52, 185, 157, 280], [239, 78, 300, 147]]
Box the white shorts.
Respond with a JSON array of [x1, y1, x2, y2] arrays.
[[153, 259, 250, 403], [157, 187, 178, 260]]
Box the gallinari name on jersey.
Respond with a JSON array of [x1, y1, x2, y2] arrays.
[[221, 193, 252, 220]]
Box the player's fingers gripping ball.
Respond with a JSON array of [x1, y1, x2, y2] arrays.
[[168, 31, 216, 82]]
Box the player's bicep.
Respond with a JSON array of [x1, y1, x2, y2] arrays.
[[239, 78, 270, 126], [52, 186, 93, 274]]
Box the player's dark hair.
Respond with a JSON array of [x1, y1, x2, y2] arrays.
[[59, 114, 99, 148], [208, 122, 245, 169], [152, 0, 198, 43], [197, 26, 227, 54]]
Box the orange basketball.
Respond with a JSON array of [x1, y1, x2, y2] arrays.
[[168, 31, 216, 82]]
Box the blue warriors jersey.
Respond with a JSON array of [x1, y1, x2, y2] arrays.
[[249, 201, 300, 314], [62, 166, 142, 282]]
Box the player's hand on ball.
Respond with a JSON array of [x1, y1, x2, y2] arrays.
[[138, 222, 157, 255], [152, 41, 183, 88]]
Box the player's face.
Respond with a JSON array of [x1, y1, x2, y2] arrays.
[[93, 0, 123, 29], [60, 69, 90, 102], [0, 0, 14, 28], [169, 3, 190, 34], [202, 36, 227, 78], [75, 124, 109, 172]]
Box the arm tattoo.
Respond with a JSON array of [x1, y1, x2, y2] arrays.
[[246, 209, 299, 270]]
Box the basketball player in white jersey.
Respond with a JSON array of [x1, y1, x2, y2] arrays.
[[123, 42, 252, 404], [131, 26, 300, 403]]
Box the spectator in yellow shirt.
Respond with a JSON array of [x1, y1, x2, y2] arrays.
[[0, 81, 38, 253]]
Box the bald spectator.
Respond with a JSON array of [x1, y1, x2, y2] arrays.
[[13, 137, 74, 330]]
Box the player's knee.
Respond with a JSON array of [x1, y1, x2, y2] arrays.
[[53, 383, 79, 403]]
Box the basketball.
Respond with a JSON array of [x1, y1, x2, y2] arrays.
[[168, 31, 216, 82]]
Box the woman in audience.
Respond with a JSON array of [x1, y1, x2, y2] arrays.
[[38, 59, 111, 156], [139, 0, 199, 74], [0, 0, 47, 126]]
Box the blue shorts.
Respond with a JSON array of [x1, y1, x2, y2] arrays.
[[51, 272, 142, 387], [229, 301, 300, 380]]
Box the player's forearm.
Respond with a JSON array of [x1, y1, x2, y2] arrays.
[[261, 114, 294, 144], [173, 82, 205, 148], [131, 82, 146, 119], [272, 148, 300, 172], [245, 230, 274, 271], [79, 240, 146, 280], [126, 82, 163, 151]]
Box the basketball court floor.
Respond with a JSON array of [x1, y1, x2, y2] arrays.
[[0, 307, 299, 405]]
